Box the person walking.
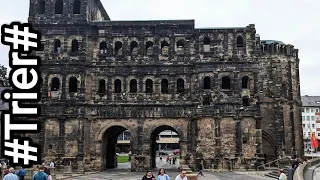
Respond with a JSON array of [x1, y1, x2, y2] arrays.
[[32, 165, 48, 180], [175, 170, 188, 180], [197, 163, 204, 177], [3, 167, 18, 180], [157, 168, 170, 180], [278, 169, 287, 180], [141, 170, 156, 180], [15, 166, 26, 180]]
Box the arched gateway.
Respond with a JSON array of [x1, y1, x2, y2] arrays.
[[94, 120, 187, 171]]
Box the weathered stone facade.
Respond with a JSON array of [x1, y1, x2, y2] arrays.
[[26, 0, 303, 171]]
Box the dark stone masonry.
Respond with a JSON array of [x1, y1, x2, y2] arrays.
[[24, 0, 303, 171]]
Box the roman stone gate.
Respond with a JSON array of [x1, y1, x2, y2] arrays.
[[28, 0, 303, 173]]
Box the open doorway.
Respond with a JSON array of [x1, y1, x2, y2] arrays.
[[101, 126, 131, 170], [150, 126, 180, 169]]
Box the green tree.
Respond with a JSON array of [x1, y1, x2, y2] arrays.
[[0, 65, 9, 86]]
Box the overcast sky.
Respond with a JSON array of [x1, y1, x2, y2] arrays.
[[0, 0, 319, 95]]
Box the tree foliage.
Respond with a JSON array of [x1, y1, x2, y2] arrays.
[[0, 65, 9, 86]]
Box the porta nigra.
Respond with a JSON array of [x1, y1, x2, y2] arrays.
[[25, 0, 303, 171]]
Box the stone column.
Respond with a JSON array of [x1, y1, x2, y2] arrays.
[[141, 140, 151, 171], [179, 140, 189, 169], [91, 140, 102, 171]]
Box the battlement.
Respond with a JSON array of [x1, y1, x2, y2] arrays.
[[259, 40, 299, 58]]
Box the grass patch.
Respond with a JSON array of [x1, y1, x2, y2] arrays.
[[117, 155, 129, 163]]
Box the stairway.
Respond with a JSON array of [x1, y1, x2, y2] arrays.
[[264, 167, 290, 179]]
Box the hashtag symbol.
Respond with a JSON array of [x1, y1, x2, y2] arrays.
[[1, 22, 40, 52], [4, 139, 38, 164]]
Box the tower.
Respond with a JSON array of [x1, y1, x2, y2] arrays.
[[28, 0, 110, 24]]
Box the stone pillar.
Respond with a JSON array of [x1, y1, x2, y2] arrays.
[[141, 141, 151, 170], [179, 140, 189, 169], [89, 140, 102, 171]]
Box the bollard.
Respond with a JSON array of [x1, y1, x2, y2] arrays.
[[288, 168, 294, 180]]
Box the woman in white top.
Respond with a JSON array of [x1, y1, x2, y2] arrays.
[[157, 168, 170, 180]]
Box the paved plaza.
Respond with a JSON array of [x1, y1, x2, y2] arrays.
[[62, 157, 273, 180], [64, 170, 273, 180]]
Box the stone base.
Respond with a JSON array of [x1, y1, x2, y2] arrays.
[[77, 169, 85, 174], [63, 165, 72, 176]]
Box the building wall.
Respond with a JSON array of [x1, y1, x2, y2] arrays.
[[26, 0, 303, 171]]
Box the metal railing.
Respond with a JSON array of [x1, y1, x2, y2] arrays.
[[257, 156, 291, 170]]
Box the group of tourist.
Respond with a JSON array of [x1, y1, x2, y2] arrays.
[[0, 164, 53, 180], [141, 168, 188, 180]]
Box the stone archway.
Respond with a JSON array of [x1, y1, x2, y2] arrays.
[[262, 130, 276, 162], [149, 125, 182, 169], [99, 125, 132, 170]]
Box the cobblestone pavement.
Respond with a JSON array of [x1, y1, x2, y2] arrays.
[[65, 170, 273, 180]]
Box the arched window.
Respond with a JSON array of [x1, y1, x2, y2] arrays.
[[242, 76, 249, 89], [236, 36, 244, 47], [203, 37, 210, 45], [145, 79, 153, 93], [161, 41, 169, 49], [161, 79, 169, 94], [115, 41, 122, 55], [146, 41, 153, 55], [161, 40, 169, 55], [71, 39, 78, 52], [130, 41, 138, 55], [38, 0, 45, 14], [176, 40, 184, 48], [54, 39, 61, 53], [69, 77, 77, 92], [98, 79, 106, 93], [50, 77, 60, 91], [114, 79, 121, 93], [55, 0, 63, 14], [177, 78, 184, 93], [100, 41, 107, 50], [73, 0, 81, 14], [204, 76, 211, 89], [221, 76, 231, 89], [129, 79, 137, 93], [99, 41, 107, 54]]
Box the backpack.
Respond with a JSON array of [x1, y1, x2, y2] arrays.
[[33, 172, 47, 180], [19, 169, 26, 176]]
